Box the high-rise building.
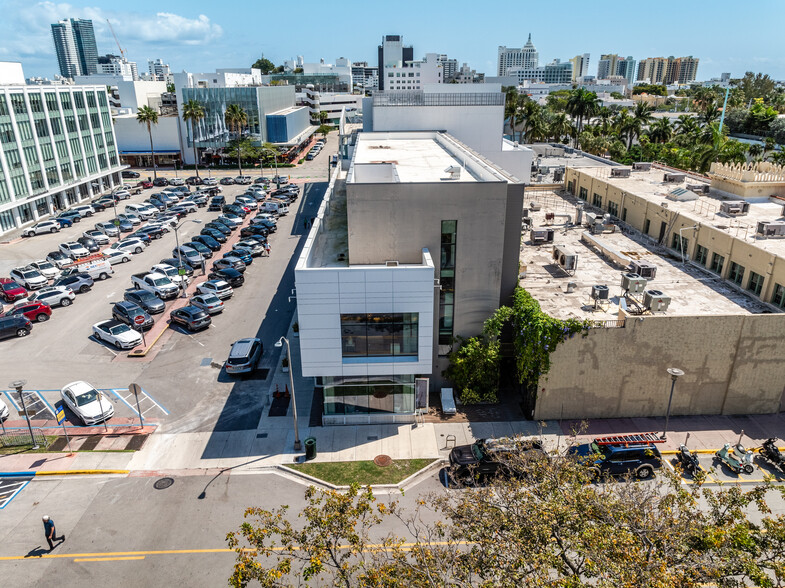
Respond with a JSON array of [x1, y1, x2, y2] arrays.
[[637, 56, 699, 84], [148, 59, 171, 81], [597, 54, 619, 80], [51, 18, 98, 78], [377, 35, 414, 91], [497, 34, 539, 76], [97, 55, 138, 80], [352, 61, 378, 91], [437, 55, 458, 82], [616, 56, 636, 84], [569, 54, 590, 82], [509, 59, 572, 85], [597, 54, 635, 85]]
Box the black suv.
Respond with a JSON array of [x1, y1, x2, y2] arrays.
[[449, 437, 547, 481], [208, 268, 244, 288], [208, 196, 225, 211], [568, 441, 662, 480], [0, 315, 33, 340], [112, 301, 154, 330]]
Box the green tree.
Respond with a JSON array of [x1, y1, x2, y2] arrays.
[[648, 117, 673, 144], [316, 124, 332, 140], [251, 57, 277, 74], [632, 84, 667, 96], [735, 71, 776, 103], [610, 91, 624, 100], [224, 104, 248, 175], [675, 114, 700, 137], [136, 105, 159, 179], [225, 137, 256, 175], [566, 88, 600, 145], [547, 112, 573, 143], [748, 143, 764, 159], [181, 99, 205, 177], [318, 110, 329, 125], [166, 82, 175, 93]]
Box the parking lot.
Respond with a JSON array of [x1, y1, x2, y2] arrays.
[[0, 158, 328, 436]]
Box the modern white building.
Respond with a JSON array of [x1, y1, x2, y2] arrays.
[[0, 63, 123, 235], [297, 87, 362, 124], [497, 34, 539, 76], [97, 55, 138, 80], [351, 62, 378, 92], [377, 35, 414, 91], [508, 59, 573, 84], [73, 77, 167, 114], [383, 53, 443, 91], [301, 58, 353, 87], [172, 68, 263, 90], [295, 131, 524, 424], [147, 58, 171, 81]]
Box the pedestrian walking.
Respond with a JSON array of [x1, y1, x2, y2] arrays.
[[265, 243, 271, 256], [42, 515, 64, 550], [303, 218, 308, 230]]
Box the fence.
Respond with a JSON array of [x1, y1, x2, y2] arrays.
[[0, 427, 49, 448]]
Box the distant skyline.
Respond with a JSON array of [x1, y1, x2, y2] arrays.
[[1, 0, 783, 81]]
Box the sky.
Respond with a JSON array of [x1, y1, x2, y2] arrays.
[[1, 0, 784, 81]]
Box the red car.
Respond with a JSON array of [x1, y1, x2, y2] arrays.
[[139, 181, 153, 189], [4, 300, 52, 323], [0, 278, 27, 303]]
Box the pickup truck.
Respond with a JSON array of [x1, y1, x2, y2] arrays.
[[130, 272, 179, 300]]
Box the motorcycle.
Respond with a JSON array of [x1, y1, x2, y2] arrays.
[[759, 438, 785, 474], [715, 443, 754, 475], [734, 441, 755, 473], [677, 444, 701, 476]]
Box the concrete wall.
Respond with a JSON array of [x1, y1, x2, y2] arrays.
[[534, 313, 785, 419], [346, 180, 524, 340]]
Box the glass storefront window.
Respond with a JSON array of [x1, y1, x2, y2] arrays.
[[322, 376, 415, 416], [341, 313, 418, 358]]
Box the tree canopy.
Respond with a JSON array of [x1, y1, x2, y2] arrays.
[[251, 57, 278, 74]]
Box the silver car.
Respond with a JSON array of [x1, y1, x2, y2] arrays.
[[190, 293, 225, 315]]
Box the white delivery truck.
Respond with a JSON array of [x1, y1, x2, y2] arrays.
[[62, 254, 114, 280]]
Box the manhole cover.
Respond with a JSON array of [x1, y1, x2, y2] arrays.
[[373, 455, 392, 467], [153, 477, 174, 490]]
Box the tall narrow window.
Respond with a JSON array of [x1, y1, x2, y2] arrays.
[[728, 262, 745, 286], [439, 220, 457, 345]]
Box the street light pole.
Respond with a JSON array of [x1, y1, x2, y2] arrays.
[[174, 219, 202, 297], [10, 380, 38, 449], [662, 367, 684, 440], [275, 336, 301, 451]]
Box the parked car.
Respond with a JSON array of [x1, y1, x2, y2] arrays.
[[183, 241, 212, 259], [117, 213, 141, 226], [568, 440, 663, 480], [200, 228, 227, 243], [10, 267, 48, 290], [146, 198, 167, 212], [170, 306, 212, 332], [26, 285, 75, 308], [208, 268, 244, 287], [92, 319, 142, 350], [235, 239, 265, 257], [53, 272, 94, 293], [117, 219, 135, 233], [152, 177, 169, 187], [178, 201, 198, 213], [56, 211, 81, 224], [0, 315, 32, 340], [134, 225, 164, 240], [60, 381, 115, 425], [82, 230, 110, 245], [89, 201, 107, 212], [225, 248, 252, 265], [185, 176, 203, 185], [4, 300, 52, 323], [0, 278, 28, 303], [45, 251, 71, 269], [196, 279, 233, 300], [251, 218, 277, 232], [254, 176, 270, 185], [102, 249, 133, 265], [449, 437, 547, 482], [240, 224, 269, 238], [59, 242, 90, 260], [29, 260, 61, 280], [171, 246, 203, 269], [202, 177, 217, 186], [95, 221, 120, 237], [23, 220, 60, 237], [191, 234, 221, 251], [210, 218, 236, 232], [140, 180, 154, 189], [219, 177, 235, 185], [112, 190, 131, 200], [150, 263, 191, 287], [158, 258, 194, 277], [218, 214, 243, 228], [112, 301, 154, 330], [76, 236, 100, 253], [110, 238, 146, 254], [124, 289, 166, 314], [225, 338, 263, 375], [128, 231, 152, 246], [122, 170, 140, 179], [72, 205, 95, 218], [212, 256, 246, 273], [169, 177, 185, 186], [190, 293, 224, 315]]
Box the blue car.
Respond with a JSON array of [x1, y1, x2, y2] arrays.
[[226, 247, 252, 265], [118, 219, 134, 232], [54, 216, 74, 228]]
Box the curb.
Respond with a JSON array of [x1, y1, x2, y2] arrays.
[[0, 470, 129, 478], [278, 457, 445, 491], [661, 446, 785, 456]]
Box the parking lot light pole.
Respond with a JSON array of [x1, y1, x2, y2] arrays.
[[662, 368, 684, 440], [275, 337, 301, 451], [174, 219, 202, 298], [10, 379, 38, 450]]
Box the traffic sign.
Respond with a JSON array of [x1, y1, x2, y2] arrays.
[[178, 268, 186, 276], [134, 315, 146, 325], [55, 402, 66, 425], [113, 219, 120, 226]]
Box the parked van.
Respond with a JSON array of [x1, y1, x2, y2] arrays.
[[62, 254, 114, 280], [125, 203, 155, 220], [260, 201, 281, 215], [268, 201, 289, 215]]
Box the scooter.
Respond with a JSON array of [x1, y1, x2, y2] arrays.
[[677, 443, 701, 476], [759, 438, 785, 474], [734, 441, 755, 473], [715, 443, 754, 475]]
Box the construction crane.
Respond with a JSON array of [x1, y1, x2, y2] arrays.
[[106, 19, 126, 59]]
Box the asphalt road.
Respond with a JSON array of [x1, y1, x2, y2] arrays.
[[0, 154, 329, 435]]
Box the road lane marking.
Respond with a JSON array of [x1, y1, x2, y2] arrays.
[[74, 556, 145, 562]]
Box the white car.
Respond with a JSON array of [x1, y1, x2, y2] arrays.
[[26, 285, 75, 307], [95, 222, 120, 237], [60, 381, 114, 425], [117, 214, 141, 226], [92, 319, 142, 350], [110, 238, 146, 254], [102, 249, 133, 265], [196, 279, 233, 300], [169, 177, 185, 186], [150, 263, 190, 287], [59, 241, 90, 260], [23, 220, 60, 237], [202, 177, 217, 186], [217, 215, 242, 228], [30, 260, 61, 280], [112, 190, 131, 200], [83, 230, 110, 245], [155, 216, 178, 228], [178, 201, 198, 213], [72, 205, 95, 218], [10, 267, 48, 290]]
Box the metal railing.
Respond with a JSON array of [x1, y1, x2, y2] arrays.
[[373, 92, 505, 107], [589, 319, 626, 329], [0, 427, 49, 448]]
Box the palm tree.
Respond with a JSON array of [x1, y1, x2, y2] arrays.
[[648, 118, 673, 144], [675, 114, 699, 137], [747, 143, 764, 160], [633, 102, 655, 127], [566, 88, 600, 146], [136, 106, 159, 179], [224, 104, 248, 176], [318, 111, 329, 125], [503, 86, 520, 136], [181, 99, 206, 178], [548, 112, 573, 143]]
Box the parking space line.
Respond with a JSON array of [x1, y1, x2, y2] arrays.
[[35, 392, 57, 419], [0, 479, 31, 509], [108, 389, 137, 413], [140, 388, 169, 416], [2, 390, 20, 411]]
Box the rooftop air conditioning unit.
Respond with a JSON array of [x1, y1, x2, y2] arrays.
[[553, 168, 564, 182], [720, 200, 750, 216], [591, 285, 610, 300], [756, 220, 785, 238], [643, 289, 671, 312], [444, 165, 461, 180], [553, 244, 578, 271], [632, 162, 652, 171], [687, 183, 710, 194], [610, 167, 632, 178], [584, 211, 598, 226], [620, 272, 648, 294], [630, 260, 657, 279], [664, 172, 686, 183], [530, 228, 555, 245]]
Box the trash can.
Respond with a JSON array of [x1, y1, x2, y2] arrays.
[[304, 437, 317, 461]]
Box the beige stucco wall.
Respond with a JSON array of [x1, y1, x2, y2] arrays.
[[534, 313, 785, 419]]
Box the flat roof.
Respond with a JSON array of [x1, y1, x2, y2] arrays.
[[350, 131, 515, 184], [528, 143, 616, 184], [520, 190, 775, 320], [576, 166, 785, 257]]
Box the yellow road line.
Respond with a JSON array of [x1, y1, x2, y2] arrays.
[[74, 556, 145, 562]]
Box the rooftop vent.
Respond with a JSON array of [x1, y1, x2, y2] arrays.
[[591, 285, 610, 300], [643, 289, 671, 312], [553, 167, 564, 182], [666, 187, 699, 202], [610, 167, 631, 178], [444, 165, 461, 180], [632, 162, 652, 171], [630, 260, 657, 279], [530, 228, 555, 245], [756, 221, 785, 238], [664, 172, 686, 183], [719, 200, 750, 216], [687, 183, 710, 194], [385, 260, 399, 267]]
